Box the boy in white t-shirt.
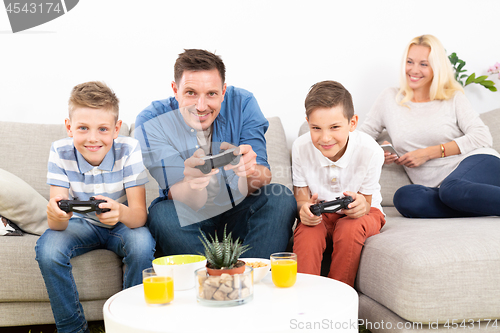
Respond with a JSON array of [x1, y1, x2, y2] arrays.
[[292, 81, 386, 287]]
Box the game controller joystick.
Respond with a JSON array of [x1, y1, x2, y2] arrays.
[[309, 196, 354, 216], [195, 147, 241, 174], [58, 197, 110, 214]]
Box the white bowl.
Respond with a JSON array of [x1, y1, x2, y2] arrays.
[[153, 255, 207, 290], [241, 258, 271, 283]]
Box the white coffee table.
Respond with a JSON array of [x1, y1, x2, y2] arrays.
[[103, 273, 358, 333]]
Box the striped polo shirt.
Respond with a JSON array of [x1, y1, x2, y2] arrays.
[[47, 136, 148, 228]]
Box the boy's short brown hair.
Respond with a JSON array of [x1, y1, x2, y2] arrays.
[[305, 81, 354, 120], [174, 49, 226, 85], [68, 81, 119, 121]]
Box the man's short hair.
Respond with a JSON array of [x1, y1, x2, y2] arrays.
[[174, 49, 226, 85], [305, 81, 354, 120], [68, 81, 119, 121]]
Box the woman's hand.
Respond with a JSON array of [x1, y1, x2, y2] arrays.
[[396, 148, 431, 168], [381, 141, 398, 165]]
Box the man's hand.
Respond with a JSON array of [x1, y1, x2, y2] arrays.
[[299, 193, 322, 226], [184, 148, 219, 190], [169, 148, 218, 211], [221, 142, 256, 178], [221, 142, 270, 195]]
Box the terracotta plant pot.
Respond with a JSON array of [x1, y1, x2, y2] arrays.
[[206, 260, 246, 276]]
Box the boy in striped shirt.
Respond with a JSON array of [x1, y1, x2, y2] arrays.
[[36, 81, 155, 333]]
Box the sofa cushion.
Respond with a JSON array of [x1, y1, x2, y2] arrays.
[[481, 108, 500, 152], [0, 234, 123, 302], [356, 207, 500, 323], [0, 121, 130, 201], [0, 168, 49, 235]]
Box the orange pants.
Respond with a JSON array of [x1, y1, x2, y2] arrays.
[[292, 207, 385, 288]]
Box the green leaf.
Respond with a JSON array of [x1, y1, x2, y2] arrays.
[[457, 61, 466, 72], [474, 75, 488, 83], [465, 73, 476, 86], [481, 80, 495, 87], [448, 53, 458, 65], [487, 85, 498, 92]]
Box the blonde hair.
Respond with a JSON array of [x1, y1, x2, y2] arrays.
[[397, 35, 464, 105], [68, 81, 119, 121]]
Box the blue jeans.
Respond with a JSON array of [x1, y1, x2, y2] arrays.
[[394, 154, 500, 218], [147, 183, 297, 258], [35, 219, 155, 333]]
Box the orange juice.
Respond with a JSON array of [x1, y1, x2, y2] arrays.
[[143, 276, 174, 304], [271, 259, 297, 288]]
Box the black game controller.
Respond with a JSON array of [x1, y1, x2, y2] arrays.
[[195, 147, 241, 174], [309, 196, 354, 216], [58, 197, 110, 214]]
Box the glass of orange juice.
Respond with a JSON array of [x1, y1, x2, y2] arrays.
[[142, 267, 174, 305], [270, 252, 297, 288]]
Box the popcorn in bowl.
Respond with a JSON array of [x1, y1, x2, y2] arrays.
[[242, 258, 271, 283]]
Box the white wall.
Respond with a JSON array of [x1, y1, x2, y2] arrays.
[[1, 0, 499, 148]]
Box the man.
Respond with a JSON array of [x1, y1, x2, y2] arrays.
[[135, 49, 296, 258]]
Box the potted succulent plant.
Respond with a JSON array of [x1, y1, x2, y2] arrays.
[[198, 226, 250, 276]]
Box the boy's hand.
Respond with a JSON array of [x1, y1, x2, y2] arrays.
[[47, 195, 73, 224], [342, 191, 368, 219], [184, 148, 219, 190], [93, 195, 121, 226], [299, 193, 322, 226]]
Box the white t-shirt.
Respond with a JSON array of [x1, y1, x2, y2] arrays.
[[292, 130, 384, 214]]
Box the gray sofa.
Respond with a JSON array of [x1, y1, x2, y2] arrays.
[[0, 117, 291, 327], [1, 108, 499, 329], [355, 108, 500, 332], [296, 108, 500, 332]]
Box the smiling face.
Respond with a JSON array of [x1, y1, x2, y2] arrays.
[[65, 107, 122, 166], [307, 106, 358, 162], [172, 69, 226, 131], [406, 44, 434, 100]]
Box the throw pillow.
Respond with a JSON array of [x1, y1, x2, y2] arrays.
[[0, 168, 49, 235]]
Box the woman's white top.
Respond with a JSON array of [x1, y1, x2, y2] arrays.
[[359, 87, 499, 187]]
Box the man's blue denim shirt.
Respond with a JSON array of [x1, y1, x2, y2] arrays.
[[134, 86, 270, 208]]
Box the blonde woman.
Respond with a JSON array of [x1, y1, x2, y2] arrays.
[[359, 34, 500, 218]]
